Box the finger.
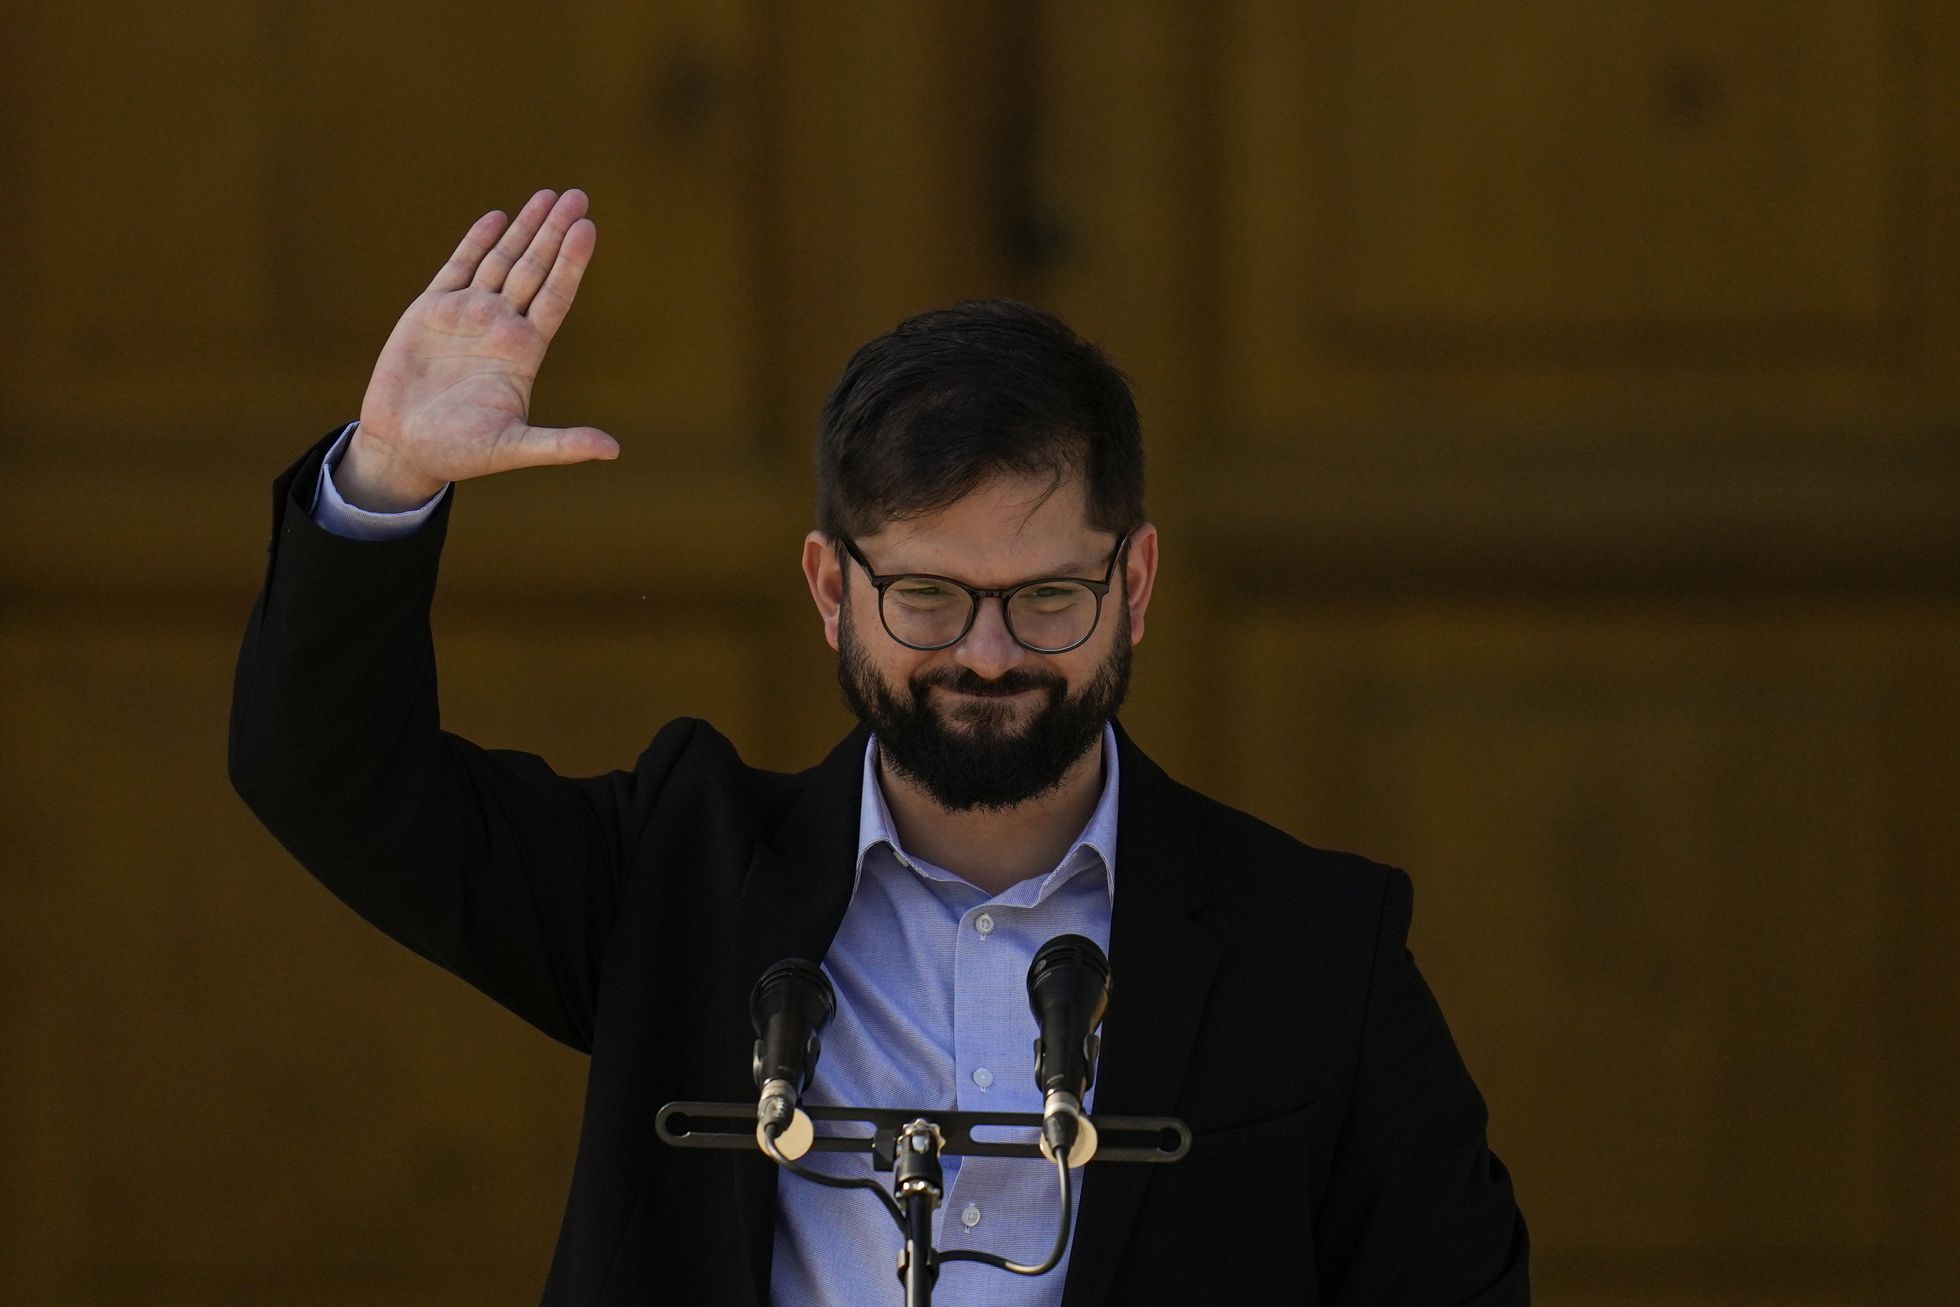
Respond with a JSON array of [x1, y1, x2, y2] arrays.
[[427, 209, 508, 293], [471, 188, 557, 293], [505, 188, 590, 311], [496, 422, 620, 471], [526, 217, 598, 341]]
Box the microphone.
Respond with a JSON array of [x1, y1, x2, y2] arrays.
[[1026, 934, 1111, 1167], [750, 959, 835, 1160]]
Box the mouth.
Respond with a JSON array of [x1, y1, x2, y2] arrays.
[[937, 683, 1042, 701]]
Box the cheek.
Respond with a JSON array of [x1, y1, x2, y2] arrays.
[[846, 619, 931, 687], [1058, 629, 1117, 677]]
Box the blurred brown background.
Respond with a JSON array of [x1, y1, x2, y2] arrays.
[[3, 2, 1957, 1304]]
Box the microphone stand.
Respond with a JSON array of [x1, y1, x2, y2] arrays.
[[893, 1119, 948, 1307], [657, 1101, 1187, 1306]]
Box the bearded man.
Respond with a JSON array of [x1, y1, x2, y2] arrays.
[[230, 187, 1529, 1306]]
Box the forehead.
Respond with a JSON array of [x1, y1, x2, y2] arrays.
[[856, 473, 1106, 579]]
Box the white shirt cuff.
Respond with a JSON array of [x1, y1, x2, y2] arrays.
[[310, 421, 449, 541]]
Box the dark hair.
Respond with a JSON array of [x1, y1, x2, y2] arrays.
[[815, 299, 1144, 541]]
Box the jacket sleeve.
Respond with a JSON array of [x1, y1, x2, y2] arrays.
[[1314, 867, 1532, 1305], [227, 429, 683, 1053]]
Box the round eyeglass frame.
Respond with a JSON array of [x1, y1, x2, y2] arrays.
[[838, 530, 1132, 655]]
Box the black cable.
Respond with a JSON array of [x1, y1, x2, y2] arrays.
[[760, 1123, 905, 1228], [937, 1148, 1073, 1276], [765, 1121, 1075, 1277]]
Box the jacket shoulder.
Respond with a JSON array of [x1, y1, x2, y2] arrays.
[[615, 716, 849, 845], [1147, 761, 1407, 930]]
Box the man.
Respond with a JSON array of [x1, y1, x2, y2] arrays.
[[230, 187, 1529, 1305]]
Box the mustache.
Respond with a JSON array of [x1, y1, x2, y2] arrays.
[[913, 667, 1066, 698]]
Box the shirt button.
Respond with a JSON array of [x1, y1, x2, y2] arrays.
[[961, 1204, 982, 1229], [971, 1067, 994, 1089], [975, 913, 995, 935]]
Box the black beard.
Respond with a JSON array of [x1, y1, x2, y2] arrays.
[[836, 596, 1132, 813]]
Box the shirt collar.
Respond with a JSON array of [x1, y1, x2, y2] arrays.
[[856, 722, 1120, 906]]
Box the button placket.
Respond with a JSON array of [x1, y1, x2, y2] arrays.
[[953, 902, 995, 1114]]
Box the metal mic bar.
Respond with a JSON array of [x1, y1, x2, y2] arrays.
[[657, 1101, 1190, 1166]]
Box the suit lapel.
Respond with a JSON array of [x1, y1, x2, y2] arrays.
[[728, 725, 869, 1307], [1064, 723, 1223, 1307]]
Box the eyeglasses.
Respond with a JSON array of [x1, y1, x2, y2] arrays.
[[839, 531, 1132, 654]]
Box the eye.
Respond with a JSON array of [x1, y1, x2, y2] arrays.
[[1016, 583, 1089, 613], [890, 581, 960, 609]]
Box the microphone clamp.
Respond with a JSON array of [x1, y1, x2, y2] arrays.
[[756, 1078, 817, 1160], [1037, 1089, 1099, 1168]]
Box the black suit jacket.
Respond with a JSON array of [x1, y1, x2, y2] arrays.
[[229, 431, 1529, 1305]]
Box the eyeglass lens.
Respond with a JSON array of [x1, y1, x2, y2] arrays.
[[883, 579, 1099, 652]]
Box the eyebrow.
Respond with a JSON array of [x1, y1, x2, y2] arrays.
[[851, 533, 1115, 582], [897, 556, 1097, 581]]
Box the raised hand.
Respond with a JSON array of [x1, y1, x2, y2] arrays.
[[341, 188, 614, 511]]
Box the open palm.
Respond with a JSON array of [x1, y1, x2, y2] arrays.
[[352, 189, 614, 503]]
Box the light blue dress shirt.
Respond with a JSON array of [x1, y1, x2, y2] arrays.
[[769, 733, 1116, 1306], [311, 423, 1118, 1306]]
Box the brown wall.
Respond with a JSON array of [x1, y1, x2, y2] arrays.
[[2, 2, 1955, 1303]]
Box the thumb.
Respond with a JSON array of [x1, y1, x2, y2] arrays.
[[503, 423, 620, 469]]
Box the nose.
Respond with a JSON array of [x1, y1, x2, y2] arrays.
[[952, 596, 1029, 681]]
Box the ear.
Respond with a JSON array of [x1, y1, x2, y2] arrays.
[[1120, 523, 1160, 644], [802, 531, 845, 651]]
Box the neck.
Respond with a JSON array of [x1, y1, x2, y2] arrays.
[[877, 733, 1108, 898]]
